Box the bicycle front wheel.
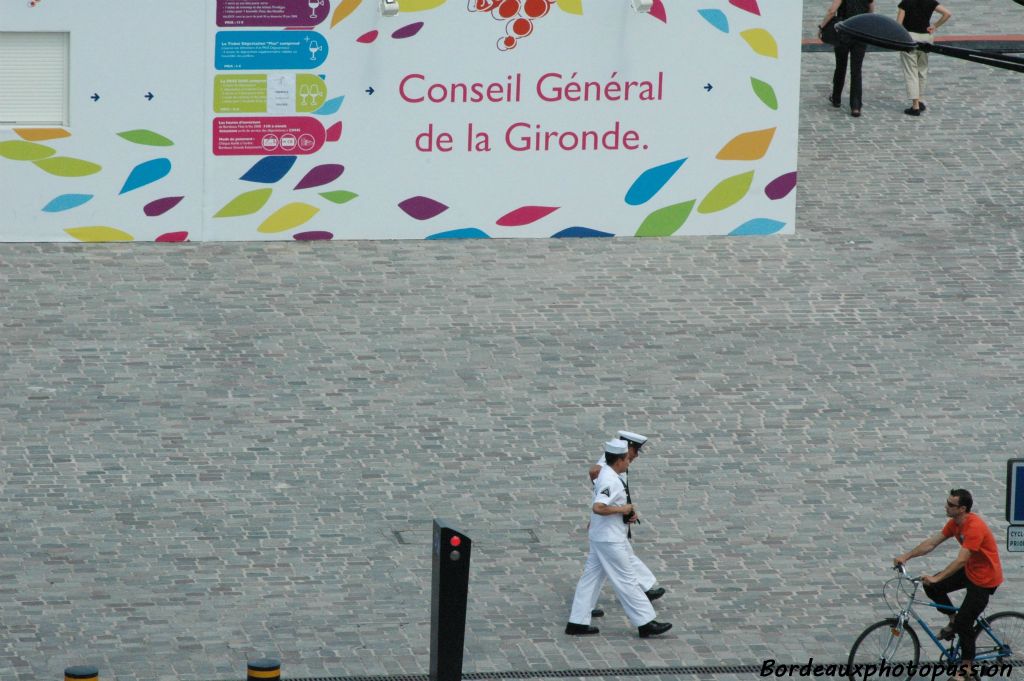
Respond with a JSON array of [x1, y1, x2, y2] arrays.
[[848, 618, 921, 681], [975, 611, 1024, 668]]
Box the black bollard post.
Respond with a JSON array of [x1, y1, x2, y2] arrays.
[[429, 519, 472, 681], [64, 666, 99, 681], [247, 658, 281, 681]]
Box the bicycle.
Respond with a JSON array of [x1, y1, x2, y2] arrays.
[[848, 564, 1024, 679]]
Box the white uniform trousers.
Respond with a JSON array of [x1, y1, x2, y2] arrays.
[[568, 540, 657, 627], [585, 541, 656, 612]]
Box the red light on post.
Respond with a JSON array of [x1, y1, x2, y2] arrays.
[[449, 536, 461, 547]]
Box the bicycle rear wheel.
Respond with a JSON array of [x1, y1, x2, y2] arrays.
[[975, 611, 1024, 670], [848, 618, 921, 681]]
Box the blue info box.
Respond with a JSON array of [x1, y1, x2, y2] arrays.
[[215, 31, 329, 70], [1008, 459, 1024, 524]]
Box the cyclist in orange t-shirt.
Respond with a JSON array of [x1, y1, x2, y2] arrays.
[[894, 489, 1003, 679]]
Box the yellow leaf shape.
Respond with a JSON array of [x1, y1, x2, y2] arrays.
[[716, 128, 776, 161], [556, 0, 584, 14], [740, 29, 778, 58], [331, 0, 362, 26], [33, 157, 102, 177], [258, 203, 320, 233], [698, 171, 755, 214], [65, 227, 134, 242], [400, 0, 446, 9], [15, 128, 70, 142], [0, 141, 56, 161]]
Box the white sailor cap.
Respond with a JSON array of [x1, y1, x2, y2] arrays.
[[617, 431, 648, 448], [604, 439, 628, 455]]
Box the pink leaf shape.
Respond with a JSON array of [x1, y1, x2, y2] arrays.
[[496, 206, 559, 227], [155, 231, 189, 242], [650, 0, 667, 22], [765, 171, 797, 200], [391, 22, 423, 39], [357, 30, 378, 43], [293, 231, 334, 241], [729, 0, 760, 15], [326, 121, 343, 142], [398, 196, 449, 220], [143, 196, 184, 217], [294, 164, 345, 190]]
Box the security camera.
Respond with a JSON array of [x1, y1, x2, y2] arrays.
[[631, 0, 654, 12], [380, 0, 400, 16]]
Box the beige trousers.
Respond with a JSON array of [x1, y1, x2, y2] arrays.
[[901, 32, 933, 100]]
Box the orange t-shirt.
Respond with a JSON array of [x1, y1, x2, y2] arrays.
[[942, 513, 1003, 588]]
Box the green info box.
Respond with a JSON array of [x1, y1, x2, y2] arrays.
[[214, 74, 327, 114]]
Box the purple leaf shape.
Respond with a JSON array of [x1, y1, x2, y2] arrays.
[[293, 231, 334, 241], [398, 196, 448, 220], [143, 196, 184, 217], [391, 22, 424, 39], [294, 164, 345, 190], [764, 171, 797, 200]]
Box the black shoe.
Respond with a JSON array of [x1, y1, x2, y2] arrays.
[[904, 107, 921, 116], [828, 94, 841, 108], [565, 622, 599, 635], [591, 608, 604, 618], [939, 625, 955, 641], [638, 620, 673, 638], [851, 109, 861, 118], [919, 102, 927, 112], [645, 587, 665, 601]]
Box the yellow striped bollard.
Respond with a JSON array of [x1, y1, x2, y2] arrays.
[[247, 658, 281, 681], [64, 666, 98, 681]]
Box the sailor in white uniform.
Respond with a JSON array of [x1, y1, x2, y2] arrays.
[[565, 439, 672, 638]]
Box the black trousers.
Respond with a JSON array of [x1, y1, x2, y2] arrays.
[[923, 568, 997, 662], [832, 41, 866, 110]]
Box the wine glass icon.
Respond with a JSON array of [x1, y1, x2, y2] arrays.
[[308, 0, 323, 18], [299, 84, 311, 106], [308, 40, 322, 61], [308, 84, 323, 105]]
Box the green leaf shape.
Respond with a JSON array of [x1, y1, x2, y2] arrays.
[[319, 190, 358, 205], [635, 200, 696, 237], [33, 157, 102, 177], [698, 171, 755, 214], [258, 202, 320, 233], [214, 188, 273, 218], [0, 140, 56, 161], [117, 129, 174, 146], [751, 78, 778, 110]]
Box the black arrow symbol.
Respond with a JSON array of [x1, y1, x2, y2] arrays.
[[365, 86, 375, 95], [90, 93, 100, 102], [145, 92, 154, 101], [704, 83, 713, 92]]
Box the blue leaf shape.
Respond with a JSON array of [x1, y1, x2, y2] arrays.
[[699, 9, 730, 33], [729, 218, 786, 236], [313, 96, 345, 116], [119, 158, 172, 194], [240, 156, 297, 184], [551, 227, 614, 238], [624, 158, 687, 206], [425, 228, 490, 240], [42, 194, 93, 212]]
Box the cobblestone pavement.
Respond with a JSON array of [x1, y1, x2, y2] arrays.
[[2, 5, 1024, 681]]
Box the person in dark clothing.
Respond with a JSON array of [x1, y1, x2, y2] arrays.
[[820, 0, 875, 117], [897, 0, 952, 116]]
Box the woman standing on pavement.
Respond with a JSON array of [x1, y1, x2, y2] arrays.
[[898, 0, 953, 116], [820, 0, 875, 118]]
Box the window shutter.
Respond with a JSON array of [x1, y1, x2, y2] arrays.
[[0, 32, 69, 126]]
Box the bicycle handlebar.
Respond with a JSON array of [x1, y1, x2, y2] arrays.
[[893, 562, 921, 584]]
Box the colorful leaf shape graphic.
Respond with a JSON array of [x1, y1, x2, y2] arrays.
[[740, 29, 778, 58], [0, 141, 56, 161], [751, 78, 778, 110], [313, 96, 344, 116], [496, 206, 558, 227], [33, 157, 102, 177], [552, 227, 614, 238], [331, 0, 362, 27], [144, 196, 184, 217], [555, 0, 583, 15], [14, 128, 70, 142], [215, 189, 273, 218], [716, 128, 776, 161], [326, 122, 343, 142], [635, 200, 695, 237], [357, 30, 379, 43], [729, 0, 760, 15], [698, 171, 755, 214], [625, 158, 686, 206], [257, 203, 320, 233], [392, 22, 424, 39], [698, 9, 729, 33], [240, 156, 296, 183], [400, 0, 446, 9], [42, 194, 93, 213], [294, 231, 334, 241], [765, 171, 797, 200], [650, 0, 666, 22], [120, 158, 171, 194], [399, 196, 449, 220], [156, 231, 189, 242], [295, 164, 345, 190], [730, 219, 785, 236], [65, 227, 134, 242], [426, 228, 490, 240], [320, 190, 358, 204], [117, 129, 174, 147]]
